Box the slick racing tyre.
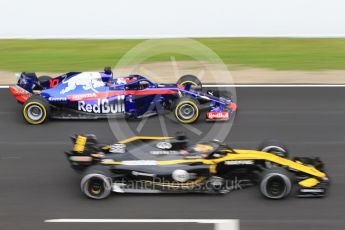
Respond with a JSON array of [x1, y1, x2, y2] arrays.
[[22, 95, 50, 125], [80, 166, 112, 200], [177, 75, 202, 90], [260, 167, 293, 199], [38, 75, 52, 84], [258, 140, 289, 158], [174, 98, 200, 124]]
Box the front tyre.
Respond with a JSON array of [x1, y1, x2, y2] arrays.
[[80, 166, 112, 200], [22, 95, 50, 125], [259, 168, 293, 199], [174, 98, 200, 124], [258, 140, 289, 158]]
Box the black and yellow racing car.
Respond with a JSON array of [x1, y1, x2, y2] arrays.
[[65, 133, 329, 200]]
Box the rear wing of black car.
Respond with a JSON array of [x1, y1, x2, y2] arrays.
[[65, 134, 105, 170]]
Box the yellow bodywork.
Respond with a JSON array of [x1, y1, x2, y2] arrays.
[[298, 178, 320, 187]]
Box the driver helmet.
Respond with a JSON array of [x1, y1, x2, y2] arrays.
[[192, 143, 215, 158]]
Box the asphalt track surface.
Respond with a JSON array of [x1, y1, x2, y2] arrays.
[[1, 87, 345, 230]]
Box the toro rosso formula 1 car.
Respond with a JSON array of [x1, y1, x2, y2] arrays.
[[65, 133, 329, 200], [9, 67, 237, 124]]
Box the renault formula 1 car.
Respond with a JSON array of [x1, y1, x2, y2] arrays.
[[65, 133, 329, 200], [9, 67, 237, 124]]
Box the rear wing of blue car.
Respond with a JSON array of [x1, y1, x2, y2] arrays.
[[15, 72, 42, 93]]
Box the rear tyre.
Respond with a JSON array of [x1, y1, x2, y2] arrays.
[[177, 75, 202, 90], [174, 97, 200, 124], [38, 75, 52, 84], [80, 166, 112, 200], [260, 167, 293, 199], [258, 140, 289, 158], [22, 95, 50, 125]]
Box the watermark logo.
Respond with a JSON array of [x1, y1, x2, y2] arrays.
[[111, 176, 247, 193], [108, 38, 237, 144]]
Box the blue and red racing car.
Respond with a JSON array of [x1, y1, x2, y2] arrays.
[[10, 67, 237, 125]]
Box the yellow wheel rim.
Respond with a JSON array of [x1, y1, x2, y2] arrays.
[[23, 102, 47, 125], [180, 80, 198, 86], [175, 100, 199, 123]]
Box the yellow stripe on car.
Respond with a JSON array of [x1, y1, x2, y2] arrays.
[[298, 178, 320, 187], [231, 150, 326, 178], [118, 136, 173, 144]]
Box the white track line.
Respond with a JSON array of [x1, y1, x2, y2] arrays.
[[2, 85, 345, 88], [44, 219, 237, 223], [44, 219, 239, 230]]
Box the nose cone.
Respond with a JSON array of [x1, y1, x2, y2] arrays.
[[228, 102, 237, 111]]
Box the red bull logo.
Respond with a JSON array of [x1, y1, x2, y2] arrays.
[[206, 111, 229, 120], [78, 96, 125, 114]]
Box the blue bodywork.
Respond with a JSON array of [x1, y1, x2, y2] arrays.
[[13, 71, 236, 120]]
